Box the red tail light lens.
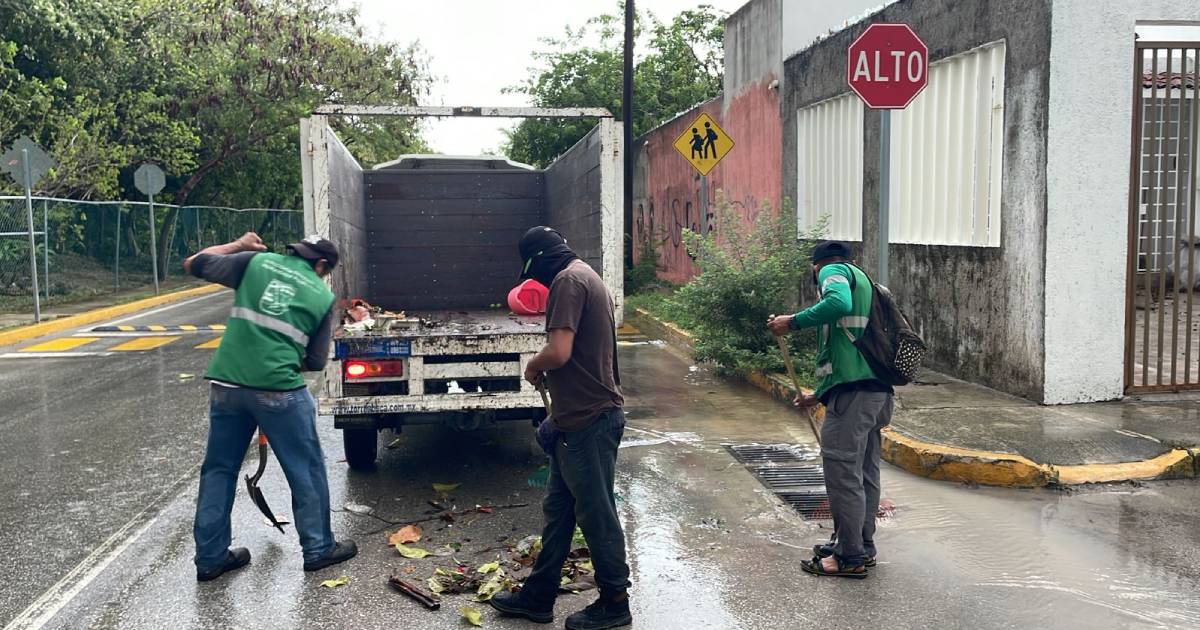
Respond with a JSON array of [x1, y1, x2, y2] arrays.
[[344, 360, 404, 379]]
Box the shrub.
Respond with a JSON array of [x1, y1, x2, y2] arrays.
[[674, 191, 826, 380], [624, 236, 661, 295]]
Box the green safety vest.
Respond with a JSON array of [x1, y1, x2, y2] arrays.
[[813, 263, 879, 398], [206, 253, 334, 391]]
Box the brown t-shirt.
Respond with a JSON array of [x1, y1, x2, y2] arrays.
[[544, 260, 624, 431]]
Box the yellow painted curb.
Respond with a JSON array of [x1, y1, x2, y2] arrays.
[[880, 429, 1054, 487], [1052, 449, 1195, 485], [0, 284, 225, 348], [629, 307, 695, 350]]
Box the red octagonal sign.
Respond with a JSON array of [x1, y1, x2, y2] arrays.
[[847, 23, 928, 109]]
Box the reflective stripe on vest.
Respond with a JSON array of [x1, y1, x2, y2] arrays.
[[229, 306, 310, 346]]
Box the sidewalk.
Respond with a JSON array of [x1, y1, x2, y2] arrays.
[[887, 372, 1200, 487], [627, 308, 1200, 488]]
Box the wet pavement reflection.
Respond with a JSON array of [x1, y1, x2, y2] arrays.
[[7, 332, 1200, 629]]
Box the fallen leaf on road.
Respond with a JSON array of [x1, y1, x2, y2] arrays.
[[460, 606, 483, 626], [389, 524, 422, 545], [475, 572, 506, 601], [433, 482, 461, 494], [428, 577, 445, 594], [401, 566, 417, 575], [321, 575, 349, 588], [395, 543, 432, 559], [478, 560, 500, 574], [177, 373, 195, 381]]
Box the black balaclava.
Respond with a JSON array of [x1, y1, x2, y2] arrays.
[[519, 226, 579, 287]]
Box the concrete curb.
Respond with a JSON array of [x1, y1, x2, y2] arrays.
[[0, 284, 224, 348], [625, 306, 1199, 488]]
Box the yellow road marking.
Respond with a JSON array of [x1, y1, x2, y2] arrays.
[[111, 336, 179, 351], [20, 337, 100, 352], [210, 324, 226, 330], [147, 325, 167, 332], [195, 336, 222, 349], [179, 325, 198, 331], [118, 325, 135, 332]]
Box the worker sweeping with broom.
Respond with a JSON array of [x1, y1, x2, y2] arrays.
[[767, 241, 893, 579], [184, 232, 357, 581]]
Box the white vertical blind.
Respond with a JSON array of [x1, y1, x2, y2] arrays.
[[796, 93, 864, 241], [889, 40, 1006, 247]]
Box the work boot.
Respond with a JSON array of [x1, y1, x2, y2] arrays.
[[303, 540, 358, 572], [489, 590, 554, 624], [197, 547, 251, 582], [565, 591, 632, 630]]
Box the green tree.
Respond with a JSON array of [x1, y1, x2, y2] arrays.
[[504, 4, 725, 168], [0, 0, 431, 278]]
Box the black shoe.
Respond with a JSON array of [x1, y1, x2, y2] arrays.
[[303, 540, 358, 572], [197, 548, 251, 582], [565, 592, 632, 630], [489, 590, 554, 624]]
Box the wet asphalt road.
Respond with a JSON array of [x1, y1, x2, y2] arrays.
[[3, 295, 1200, 629]]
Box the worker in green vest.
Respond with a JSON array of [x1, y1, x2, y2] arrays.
[[184, 232, 357, 581], [767, 241, 893, 579]]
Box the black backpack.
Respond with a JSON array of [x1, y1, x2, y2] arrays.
[[837, 264, 927, 386]]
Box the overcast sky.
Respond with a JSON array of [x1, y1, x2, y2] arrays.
[[346, 0, 748, 159]]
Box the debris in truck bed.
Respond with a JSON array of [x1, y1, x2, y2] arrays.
[[338, 298, 419, 335]]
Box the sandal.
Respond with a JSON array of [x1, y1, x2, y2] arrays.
[[802, 554, 869, 579], [813, 544, 876, 568]]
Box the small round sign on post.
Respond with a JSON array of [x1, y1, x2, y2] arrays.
[[846, 23, 928, 110], [134, 163, 166, 295], [134, 163, 166, 196]]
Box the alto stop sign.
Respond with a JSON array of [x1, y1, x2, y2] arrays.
[[847, 23, 928, 109]]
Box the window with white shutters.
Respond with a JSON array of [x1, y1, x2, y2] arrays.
[[889, 40, 1006, 247], [796, 93, 865, 241]]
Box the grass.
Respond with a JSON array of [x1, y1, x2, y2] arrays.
[[0, 253, 199, 312]]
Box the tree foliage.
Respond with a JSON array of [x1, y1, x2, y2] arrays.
[[0, 0, 431, 277], [504, 3, 725, 168]]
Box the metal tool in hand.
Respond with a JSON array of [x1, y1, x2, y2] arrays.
[[245, 431, 290, 533], [775, 334, 823, 446]]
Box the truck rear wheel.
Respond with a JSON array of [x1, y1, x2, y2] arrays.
[[343, 428, 378, 471]]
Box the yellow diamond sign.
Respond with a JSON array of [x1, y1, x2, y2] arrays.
[[672, 112, 733, 176]]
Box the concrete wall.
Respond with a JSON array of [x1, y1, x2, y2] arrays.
[[724, 0, 781, 100], [781, 0, 889, 61], [1043, 0, 1200, 403], [545, 119, 624, 318], [782, 0, 1054, 401]]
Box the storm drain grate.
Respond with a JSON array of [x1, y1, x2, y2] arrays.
[[779, 491, 832, 520], [727, 443, 830, 521], [725, 443, 817, 464], [750, 465, 826, 489]]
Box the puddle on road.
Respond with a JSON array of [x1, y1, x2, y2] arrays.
[[618, 342, 1200, 628]]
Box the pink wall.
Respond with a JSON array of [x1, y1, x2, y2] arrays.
[[633, 79, 782, 284]]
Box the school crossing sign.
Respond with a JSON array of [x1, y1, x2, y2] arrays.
[[672, 112, 733, 176]]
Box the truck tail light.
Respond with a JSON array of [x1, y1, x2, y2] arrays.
[[344, 360, 404, 379]]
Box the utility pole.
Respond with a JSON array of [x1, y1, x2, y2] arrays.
[[622, 0, 634, 269]]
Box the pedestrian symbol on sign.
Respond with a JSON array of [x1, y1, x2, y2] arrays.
[[672, 112, 733, 176]]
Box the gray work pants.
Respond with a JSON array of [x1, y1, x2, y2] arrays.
[[820, 388, 893, 566]]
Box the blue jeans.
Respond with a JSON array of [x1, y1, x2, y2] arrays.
[[193, 384, 335, 571], [524, 408, 631, 600]]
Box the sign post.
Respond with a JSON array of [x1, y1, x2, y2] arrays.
[[134, 163, 166, 295], [1, 136, 56, 323], [672, 112, 734, 236], [846, 23, 928, 286]]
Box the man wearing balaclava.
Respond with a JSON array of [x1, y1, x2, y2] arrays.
[[490, 227, 631, 630]]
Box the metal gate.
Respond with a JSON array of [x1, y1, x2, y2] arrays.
[[1125, 41, 1200, 392]]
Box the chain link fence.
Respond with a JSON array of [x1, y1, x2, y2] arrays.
[[0, 196, 303, 321]]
